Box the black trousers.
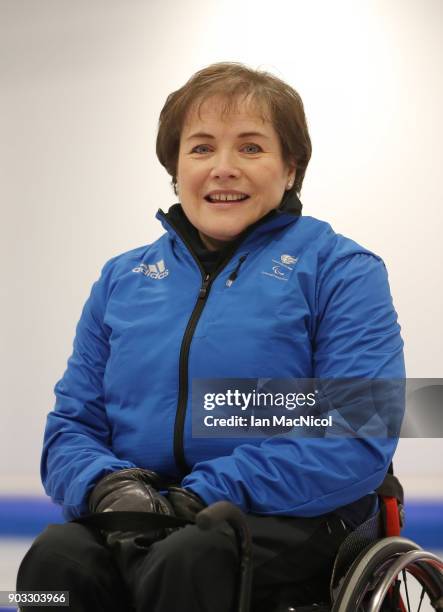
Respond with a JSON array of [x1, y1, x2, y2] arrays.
[[16, 513, 351, 612]]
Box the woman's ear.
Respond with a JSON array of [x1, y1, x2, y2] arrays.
[[286, 162, 297, 190]]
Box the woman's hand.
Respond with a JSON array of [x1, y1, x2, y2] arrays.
[[167, 486, 206, 522], [89, 468, 173, 515], [89, 468, 175, 567]]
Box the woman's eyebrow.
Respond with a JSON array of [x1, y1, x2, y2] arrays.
[[185, 131, 271, 141]]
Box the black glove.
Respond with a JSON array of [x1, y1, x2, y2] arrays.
[[89, 468, 175, 579], [89, 467, 173, 515], [167, 486, 206, 522]]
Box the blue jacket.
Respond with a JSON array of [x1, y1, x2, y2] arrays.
[[41, 205, 405, 520]]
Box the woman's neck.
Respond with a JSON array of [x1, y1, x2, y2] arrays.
[[198, 231, 235, 252]]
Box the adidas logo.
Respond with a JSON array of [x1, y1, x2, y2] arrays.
[[132, 259, 169, 279]]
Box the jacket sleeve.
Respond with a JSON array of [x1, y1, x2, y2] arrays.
[[181, 253, 405, 516], [41, 258, 137, 520]]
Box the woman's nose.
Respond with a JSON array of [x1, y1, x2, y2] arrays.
[[209, 152, 241, 180]]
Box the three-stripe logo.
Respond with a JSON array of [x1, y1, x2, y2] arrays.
[[132, 260, 169, 279]]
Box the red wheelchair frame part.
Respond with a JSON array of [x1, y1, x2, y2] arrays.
[[382, 496, 402, 537]]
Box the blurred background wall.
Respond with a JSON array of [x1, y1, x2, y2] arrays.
[[0, 0, 442, 587]]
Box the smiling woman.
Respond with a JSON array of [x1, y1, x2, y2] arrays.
[[17, 62, 405, 612]]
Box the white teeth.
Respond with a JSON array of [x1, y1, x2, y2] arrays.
[[208, 194, 248, 202]]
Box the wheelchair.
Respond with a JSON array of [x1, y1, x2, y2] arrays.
[[74, 468, 443, 612], [196, 472, 443, 612]]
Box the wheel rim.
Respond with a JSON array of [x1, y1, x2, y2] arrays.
[[365, 551, 443, 612], [331, 538, 422, 612]]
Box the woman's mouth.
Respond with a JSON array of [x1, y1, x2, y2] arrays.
[[204, 192, 250, 204]]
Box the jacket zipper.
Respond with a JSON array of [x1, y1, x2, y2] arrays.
[[158, 212, 243, 475], [174, 271, 211, 474]]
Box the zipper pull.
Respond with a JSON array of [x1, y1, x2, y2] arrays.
[[226, 255, 248, 287], [199, 273, 211, 299]]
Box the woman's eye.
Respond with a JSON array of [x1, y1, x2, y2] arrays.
[[242, 144, 262, 154], [191, 144, 211, 154]]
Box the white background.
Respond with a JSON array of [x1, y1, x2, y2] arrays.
[[0, 0, 442, 498]]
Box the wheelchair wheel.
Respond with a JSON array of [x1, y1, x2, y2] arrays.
[[331, 537, 443, 612]]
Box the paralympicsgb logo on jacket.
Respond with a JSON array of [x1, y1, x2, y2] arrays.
[[132, 259, 169, 279], [262, 253, 298, 282]]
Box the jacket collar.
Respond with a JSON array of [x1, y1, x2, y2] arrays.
[[156, 191, 303, 274], [277, 188, 303, 215]]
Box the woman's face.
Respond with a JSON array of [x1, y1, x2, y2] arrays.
[[176, 96, 296, 251]]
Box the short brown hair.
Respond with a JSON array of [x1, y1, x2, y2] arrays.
[[156, 62, 312, 195]]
